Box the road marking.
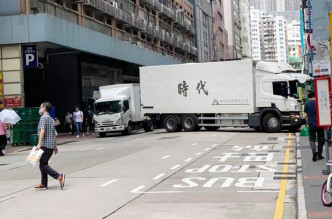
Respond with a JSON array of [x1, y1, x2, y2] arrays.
[[211, 144, 218, 147], [100, 179, 118, 187], [238, 190, 279, 193], [162, 155, 171, 159], [212, 135, 217, 137], [135, 138, 141, 140], [130, 185, 182, 194], [273, 133, 292, 219], [195, 152, 202, 156], [204, 148, 210, 151], [96, 147, 104, 151], [192, 143, 198, 146], [184, 158, 193, 162], [171, 164, 181, 170], [130, 185, 146, 193], [153, 173, 165, 180]]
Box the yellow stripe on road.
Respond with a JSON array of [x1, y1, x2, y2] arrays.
[[273, 133, 292, 219]]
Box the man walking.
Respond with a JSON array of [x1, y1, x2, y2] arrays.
[[35, 101, 65, 189], [304, 92, 325, 162]]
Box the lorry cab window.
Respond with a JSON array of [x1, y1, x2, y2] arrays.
[[288, 81, 298, 98], [95, 101, 122, 114], [272, 81, 288, 97]]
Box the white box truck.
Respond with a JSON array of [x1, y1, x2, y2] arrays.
[[94, 84, 153, 137], [140, 60, 311, 132]]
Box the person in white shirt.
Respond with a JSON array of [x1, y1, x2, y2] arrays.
[[73, 107, 84, 138]]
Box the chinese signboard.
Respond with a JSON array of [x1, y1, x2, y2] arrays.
[[314, 78, 332, 127], [4, 96, 22, 107]]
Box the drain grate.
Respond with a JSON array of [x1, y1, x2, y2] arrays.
[[275, 172, 296, 175], [274, 176, 296, 180]]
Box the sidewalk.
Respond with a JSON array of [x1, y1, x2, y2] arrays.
[[298, 134, 332, 219], [3, 133, 97, 155]]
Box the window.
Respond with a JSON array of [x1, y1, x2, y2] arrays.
[[273, 81, 288, 96]]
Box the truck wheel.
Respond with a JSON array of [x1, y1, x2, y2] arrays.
[[99, 133, 106, 138], [262, 113, 281, 132], [181, 114, 197, 131], [204, 126, 220, 131], [164, 115, 179, 132], [123, 123, 133, 135], [144, 121, 154, 132]]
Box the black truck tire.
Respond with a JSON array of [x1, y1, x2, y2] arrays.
[[262, 113, 281, 132], [164, 115, 179, 132], [181, 114, 197, 131]]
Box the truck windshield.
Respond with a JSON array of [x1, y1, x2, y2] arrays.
[[95, 101, 122, 114]]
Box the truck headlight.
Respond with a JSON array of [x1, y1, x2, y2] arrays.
[[116, 118, 123, 125]]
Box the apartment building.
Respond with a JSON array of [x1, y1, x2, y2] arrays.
[[287, 20, 302, 58], [0, 0, 197, 119], [250, 7, 262, 60], [212, 0, 228, 61], [189, 0, 213, 62], [224, 0, 242, 59]]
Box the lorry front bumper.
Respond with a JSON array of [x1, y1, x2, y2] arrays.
[[95, 125, 125, 133]]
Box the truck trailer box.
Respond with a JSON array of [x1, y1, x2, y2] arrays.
[[140, 60, 255, 114]]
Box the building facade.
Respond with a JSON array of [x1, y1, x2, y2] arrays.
[[0, 0, 197, 123], [189, 0, 214, 62], [212, 0, 228, 61], [250, 7, 262, 60], [224, 0, 242, 59], [287, 20, 302, 58]]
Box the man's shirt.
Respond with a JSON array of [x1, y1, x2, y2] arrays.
[[304, 99, 317, 127], [38, 113, 56, 149]]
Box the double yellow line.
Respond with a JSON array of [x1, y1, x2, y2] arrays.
[[273, 133, 292, 219]]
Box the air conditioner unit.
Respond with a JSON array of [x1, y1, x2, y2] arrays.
[[111, 1, 118, 8], [137, 42, 144, 48]]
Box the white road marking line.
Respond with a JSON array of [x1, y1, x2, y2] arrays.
[[162, 155, 171, 159], [100, 179, 118, 187], [153, 173, 165, 180], [170, 164, 181, 170], [135, 138, 141, 140], [195, 152, 202, 156], [192, 143, 198, 146], [130, 185, 182, 194], [212, 135, 217, 137], [96, 147, 104, 151], [237, 190, 279, 193], [184, 158, 193, 162], [204, 148, 210, 151], [211, 144, 218, 147], [130, 185, 146, 193]]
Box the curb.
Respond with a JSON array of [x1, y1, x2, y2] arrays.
[[297, 133, 307, 219]]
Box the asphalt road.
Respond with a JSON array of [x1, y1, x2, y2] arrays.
[[0, 129, 297, 219]]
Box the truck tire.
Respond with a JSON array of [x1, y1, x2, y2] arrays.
[[204, 126, 220, 131], [181, 114, 197, 131], [164, 115, 179, 132], [144, 121, 154, 132], [262, 113, 281, 132], [99, 133, 106, 138], [123, 123, 133, 135]]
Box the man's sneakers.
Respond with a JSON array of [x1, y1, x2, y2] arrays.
[[318, 155, 325, 160], [58, 174, 65, 189], [35, 184, 48, 189], [312, 152, 318, 162]]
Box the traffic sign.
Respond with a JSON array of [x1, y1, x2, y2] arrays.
[[22, 45, 38, 68]]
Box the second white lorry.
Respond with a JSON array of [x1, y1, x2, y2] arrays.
[[140, 60, 311, 132], [94, 84, 153, 137]]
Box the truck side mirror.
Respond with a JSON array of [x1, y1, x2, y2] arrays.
[[123, 100, 129, 112]]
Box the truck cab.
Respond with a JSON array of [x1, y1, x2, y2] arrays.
[[94, 84, 152, 137]]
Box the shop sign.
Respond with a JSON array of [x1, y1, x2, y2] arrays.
[[4, 96, 22, 107]]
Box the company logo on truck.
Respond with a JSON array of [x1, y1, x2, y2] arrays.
[[178, 80, 209, 97], [212, 98, 250, 105]]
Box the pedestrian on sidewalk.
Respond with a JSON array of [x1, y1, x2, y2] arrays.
[[35, 101, 65, 189], [73, 106, 84, 138], [304, 92, 325, 162], [0, 120, 7, 156], [64, 112, 72, 133], [84, 106, 94, 136]]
